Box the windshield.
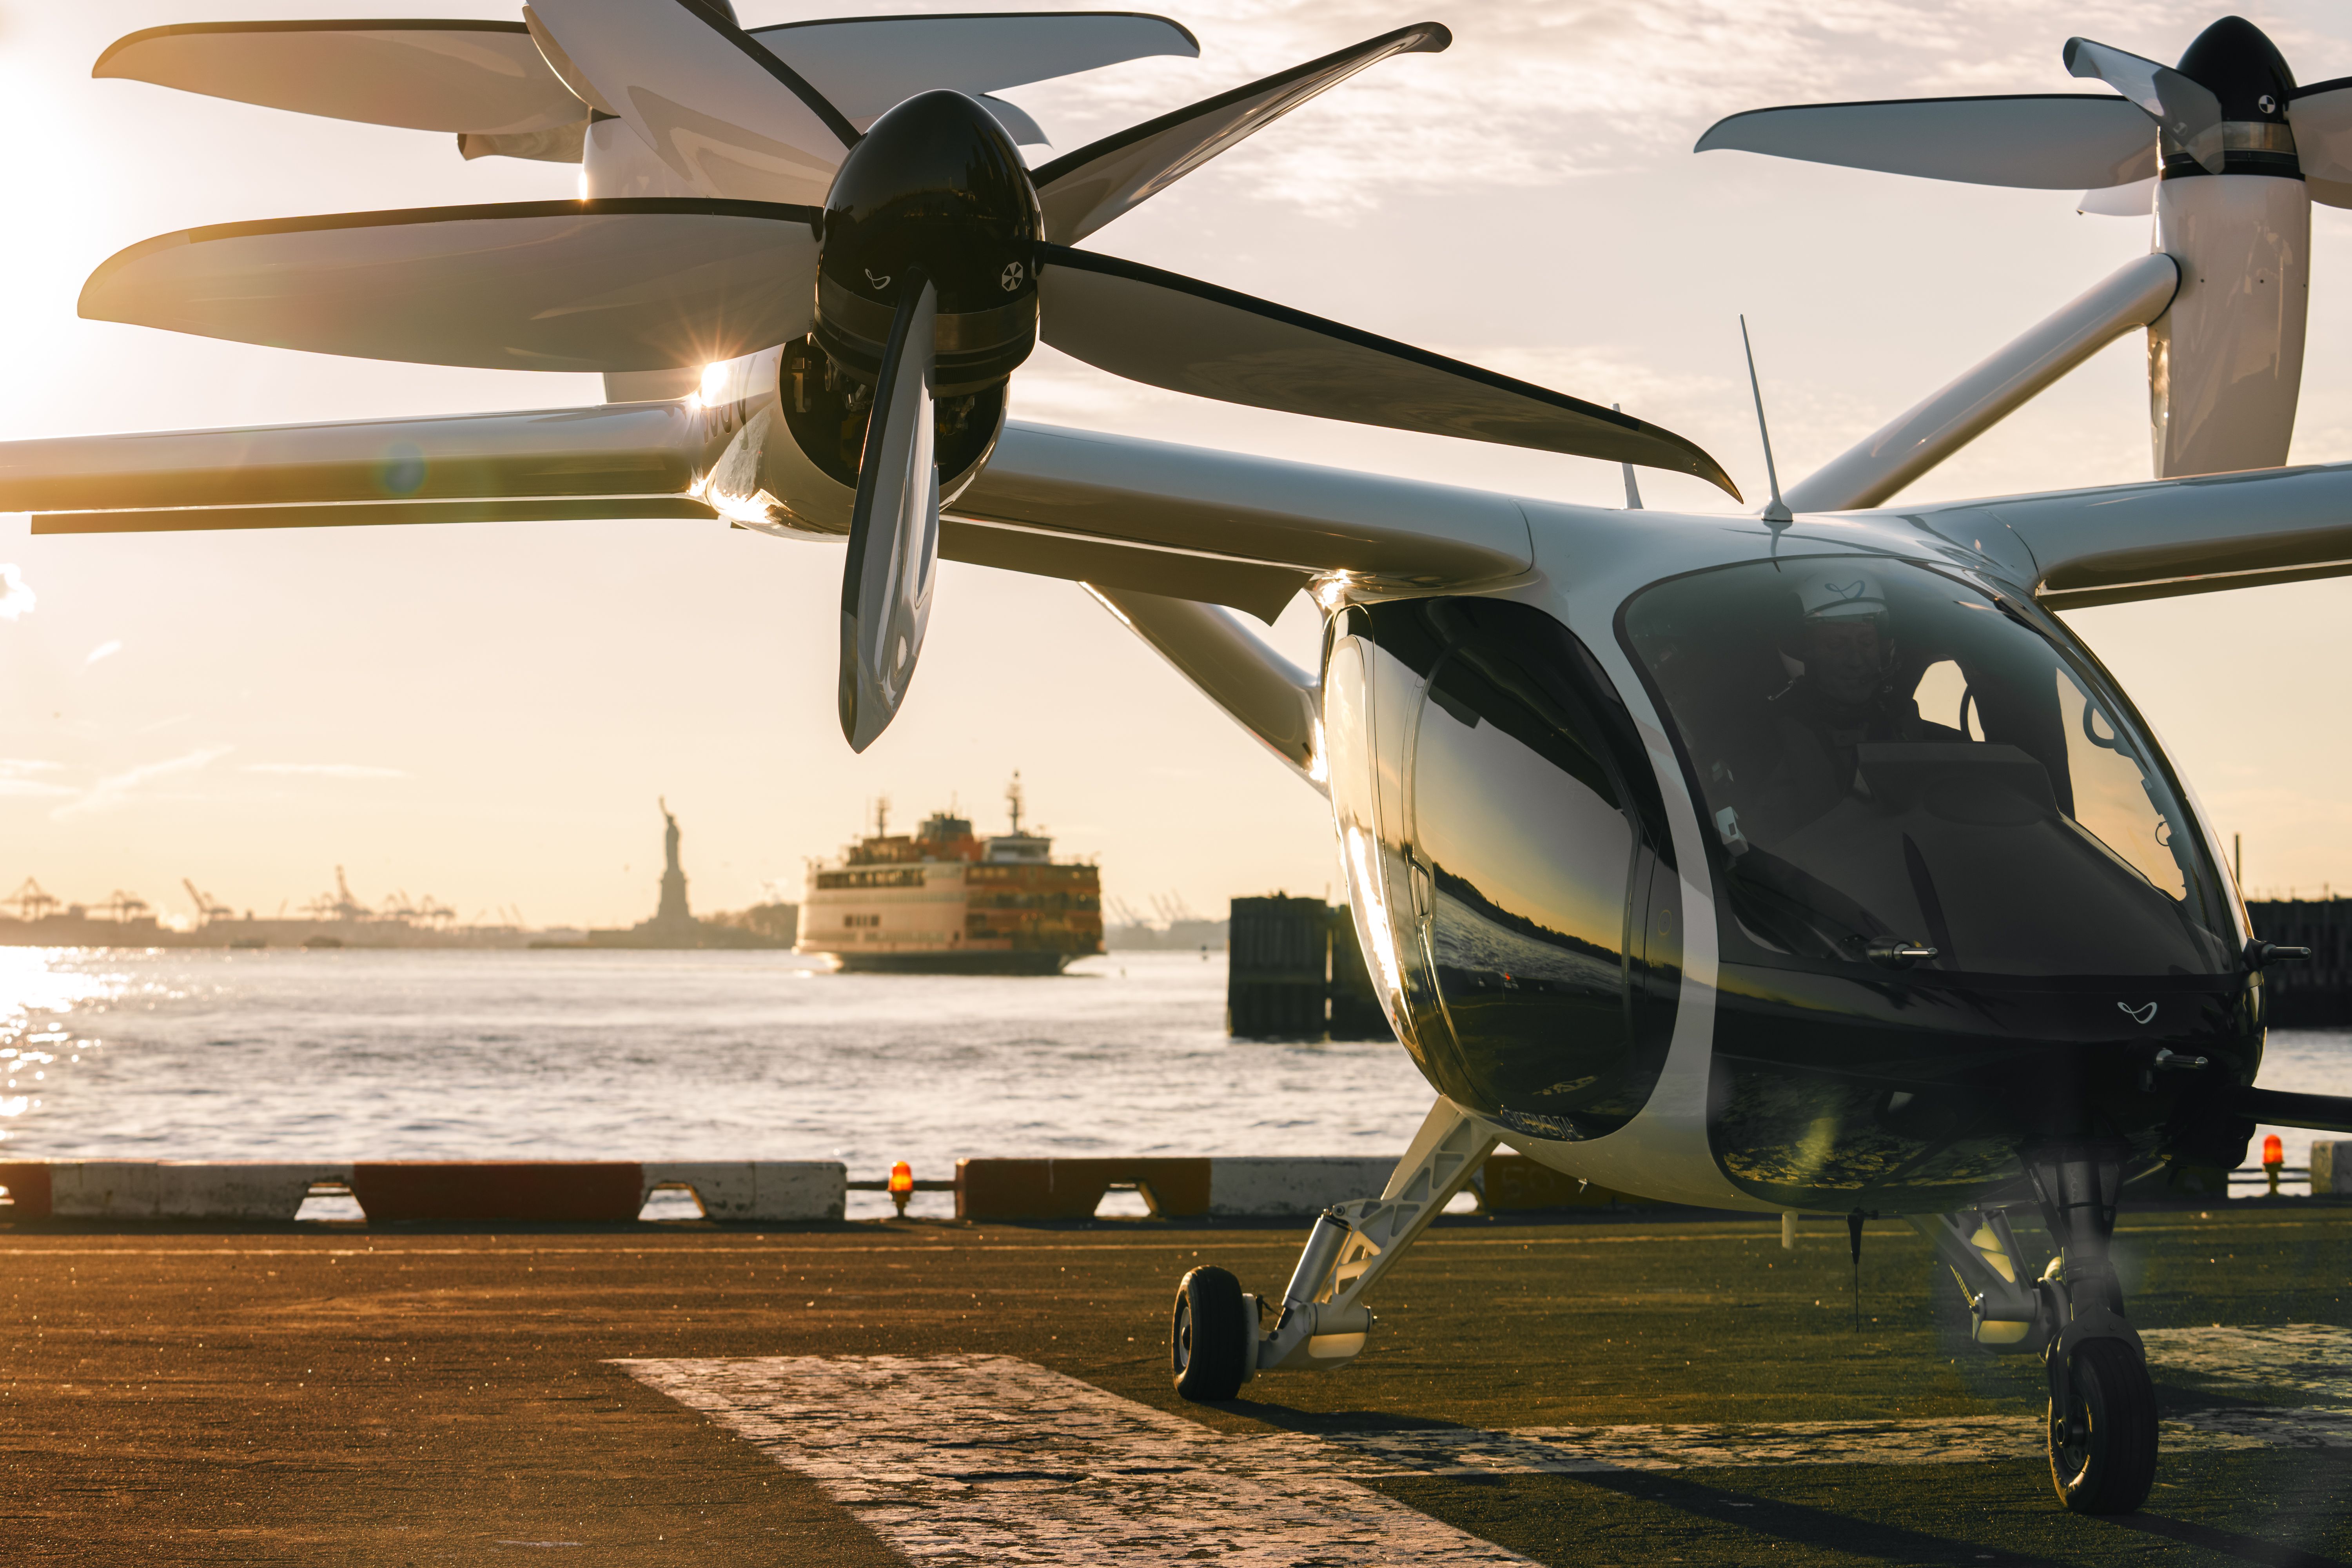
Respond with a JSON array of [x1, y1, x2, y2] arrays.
[[1622, 558, 2235, 978]]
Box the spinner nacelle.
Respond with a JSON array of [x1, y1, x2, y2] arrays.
[[813, 89, 1041, 393], [1697, 13, 2352, 479]]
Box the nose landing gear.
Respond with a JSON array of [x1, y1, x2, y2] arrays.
[[2028, 1142, 2157, 1514], [1922, 1142, 2160, 1512], [1170, 1265, 1254, 1401], [1167, 1098, 1497, 1401]]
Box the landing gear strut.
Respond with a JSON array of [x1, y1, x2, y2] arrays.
[[1167, 1098, 1497, 1398], [2028, 1142, 2157, 1514], [1919, 1142, 2159, 1513]]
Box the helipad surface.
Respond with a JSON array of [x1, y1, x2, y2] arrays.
[[1, 1208, 2346, 1564]]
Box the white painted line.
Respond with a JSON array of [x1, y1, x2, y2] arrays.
[[620, 1346, 2352, 1561], [619, 1354, 1535, 1565], [2145, 1324, 2352, 1402]]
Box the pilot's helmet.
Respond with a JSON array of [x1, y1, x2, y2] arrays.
[[1795, 570, 1888, 626]]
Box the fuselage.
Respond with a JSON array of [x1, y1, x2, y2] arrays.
[[1322, 497, 2260, 1215]]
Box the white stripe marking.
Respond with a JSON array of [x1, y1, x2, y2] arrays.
[[619, 1354, 1535, 1565], [2144, 1324, 2352, 1402], [621, 1336, 2352, 1559]]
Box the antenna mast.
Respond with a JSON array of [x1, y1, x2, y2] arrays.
[[1006, 771, 1024, 835], [1612, 403, 1643, 509], [1740, 316, 1792, 525]]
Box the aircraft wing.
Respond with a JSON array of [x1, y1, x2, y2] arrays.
[[1848, 460, 2352, 609], [0, 410, 1530, 624], [2230, 1086, 2352, 1135]]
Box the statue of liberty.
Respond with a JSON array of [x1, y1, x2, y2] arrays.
[[655, 796, 691, 931]]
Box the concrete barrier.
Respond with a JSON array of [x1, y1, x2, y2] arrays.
[[1206, 1157, 1395, 1217], [957, 1158, 1215, 1220], [2314, 1141, 2350, 1195], [0, 1159, 848, 1223], [642, 1160, 847, 1222], [349, 1161, 647, 1222], [0, 1153, 1641, 1223], [0, 1161, 354, 1220], [956, 1153, 1629, 1221]]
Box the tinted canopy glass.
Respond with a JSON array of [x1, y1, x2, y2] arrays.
[[1623, 559, 2234, 978]]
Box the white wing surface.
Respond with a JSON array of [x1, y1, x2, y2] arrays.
[[80, 199, 821, 374], [1853, 462, 2352, 608], [0, 414, 1532, 623], [93, 20, 584, 135], [748, 12, 1197, 129], [1695, 94, 2154, 189]]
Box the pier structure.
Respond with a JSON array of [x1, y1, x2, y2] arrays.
[[1226, 895, 1388, 1040]]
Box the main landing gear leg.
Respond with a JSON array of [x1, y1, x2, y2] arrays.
[[1170, 1098, 1497, 1401], [2026, 1140, 2157, 1515]]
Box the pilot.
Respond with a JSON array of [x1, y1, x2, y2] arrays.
[[1737, 570, 1965, 840]]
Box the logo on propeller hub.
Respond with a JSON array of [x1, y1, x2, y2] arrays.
[[1000, 261, 1025, 292]]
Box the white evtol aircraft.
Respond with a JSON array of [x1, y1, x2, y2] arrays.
[[5, 0, 2351, 1519]]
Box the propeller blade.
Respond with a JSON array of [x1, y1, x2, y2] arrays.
[[82, 198, 819, 374], [1035, 246, 1739, 497], [1695, 95, 2154, 189], [2288, 79, 2352, 207], [2063, 35, 2224, 173], [93, 20, 586, 136], [1033, 22, 1450, 245], [745, 12, 1198, 131], [839, 276, 943, 753], [524, 0, 858, 206]]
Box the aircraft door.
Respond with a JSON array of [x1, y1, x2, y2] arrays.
[[1329, 597, 1681, 1135], [1323, 613, 1453, 1092]]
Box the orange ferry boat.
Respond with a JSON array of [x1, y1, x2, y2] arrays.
[[795, 776, 1103, 975]]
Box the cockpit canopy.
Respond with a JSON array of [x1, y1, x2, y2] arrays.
[[1622, 557, 2237, 978]]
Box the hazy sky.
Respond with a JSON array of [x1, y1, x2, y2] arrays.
[[5, 0, 2352, 927]]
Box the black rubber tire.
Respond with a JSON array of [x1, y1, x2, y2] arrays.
[[2049, 1337, 2159, 1514], [1170, 1265, 1250, 1401]]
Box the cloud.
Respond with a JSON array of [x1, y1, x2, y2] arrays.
[[1008, 0, 2256, 214], [0, 565, 30, 621], [84, 640, 121, 666], [241, 762, 409, 780], [51, 746, 234, 820], [0, 759, 71, 799]]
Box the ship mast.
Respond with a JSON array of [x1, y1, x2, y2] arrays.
[[1006, 772, 1024, 835]]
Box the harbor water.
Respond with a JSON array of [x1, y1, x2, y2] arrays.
[[0, 947, 2342, 1215]]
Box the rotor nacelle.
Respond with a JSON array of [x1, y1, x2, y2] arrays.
[[813, 89, 1041, 394]]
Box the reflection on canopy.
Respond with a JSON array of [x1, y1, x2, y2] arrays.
[[1624, 558, 2233, 978]]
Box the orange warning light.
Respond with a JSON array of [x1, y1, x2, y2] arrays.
[[2263, 1135, 2285, 1167], [889, 1160, 913, 1218]]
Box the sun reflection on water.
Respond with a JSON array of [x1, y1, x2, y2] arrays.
[[0, 949, 123, 1143]]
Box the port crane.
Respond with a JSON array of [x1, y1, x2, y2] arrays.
[[3, 879, 60, 923], [100, 891, 151, 922], [180, 879, 233, 923]]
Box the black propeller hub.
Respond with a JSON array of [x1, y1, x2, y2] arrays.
[[814, 90, 1042, 396], [2164, 15, 2298, 179], [2176, 15, 2294, 122]]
